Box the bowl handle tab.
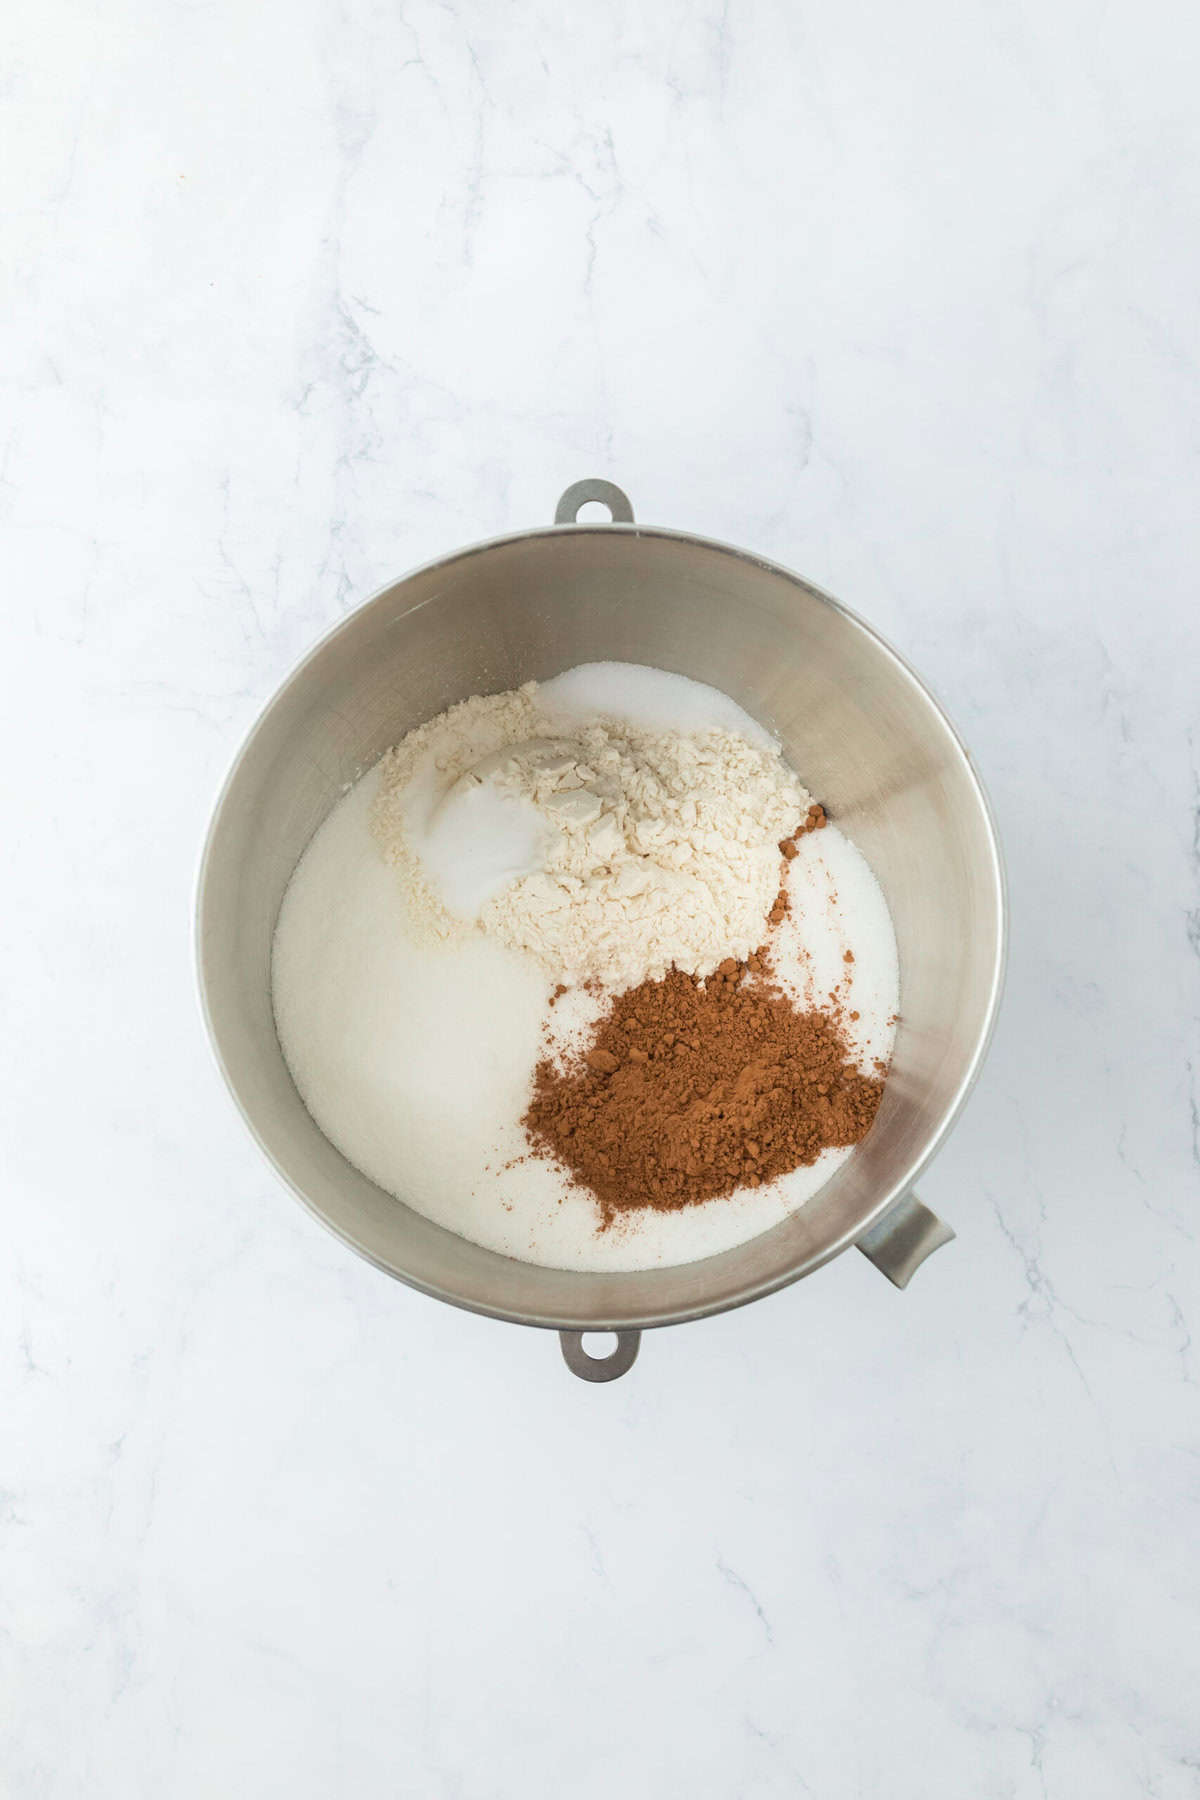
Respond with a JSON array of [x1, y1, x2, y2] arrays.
[[554, 479, 635, 525], [856, 1193, 955, 1289], [559, 1329, 642, 1382]]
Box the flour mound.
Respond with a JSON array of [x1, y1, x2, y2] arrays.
[[371, 681, 808, 990]]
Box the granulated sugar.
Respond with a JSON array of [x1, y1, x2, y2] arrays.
[[537, 661, 778, 744], [272, 771, 553, 1238], [271, 677, 901, 1272], [371, 665, 808, 990]]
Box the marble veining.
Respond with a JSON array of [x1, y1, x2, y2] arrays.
[[3, 0, 1199, 1794]]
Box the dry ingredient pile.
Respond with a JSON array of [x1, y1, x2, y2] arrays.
[[370, 678, 808, 989], [526, 946, 884, 1226], [272, 663, 900, 1273]]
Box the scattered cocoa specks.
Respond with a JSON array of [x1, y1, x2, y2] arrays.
[[767, 885, 790, 928], [777, 802, 829, 864]]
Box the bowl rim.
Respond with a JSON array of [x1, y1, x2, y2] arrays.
[[194, 516, 1008, 1332]]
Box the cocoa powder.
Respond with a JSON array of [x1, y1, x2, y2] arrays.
[[524, 953, 884, 1224]]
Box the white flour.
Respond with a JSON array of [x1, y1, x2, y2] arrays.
[[371, 665, 808, 989], [271, 668, 901, 1273]]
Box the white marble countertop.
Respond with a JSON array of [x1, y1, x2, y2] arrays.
[[5, 2, 1199, 1793]]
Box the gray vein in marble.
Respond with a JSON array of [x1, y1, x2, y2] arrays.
[[716, 1557, 774, 1646]]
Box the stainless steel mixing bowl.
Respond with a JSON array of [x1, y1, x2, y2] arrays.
[[196, 479, 1005, 1381]]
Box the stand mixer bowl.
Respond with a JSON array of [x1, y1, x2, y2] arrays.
[[196, 480, 1005, 1381]]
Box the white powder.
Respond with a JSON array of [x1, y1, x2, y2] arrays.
[[537, 660, 778, 745], [272, 771, 557, 1242], [271, 765, 900, 1273], [371, 664, 808, 989]]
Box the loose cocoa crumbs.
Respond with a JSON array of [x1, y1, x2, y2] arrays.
[[524, 956, 884, 1224], [767, 806, 827, 921], [783, 801, 828, 848]]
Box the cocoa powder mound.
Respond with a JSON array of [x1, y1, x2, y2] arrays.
[[523, 955, 884, 1224]]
